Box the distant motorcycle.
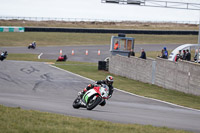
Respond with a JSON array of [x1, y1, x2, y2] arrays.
[[0, 51, 8, 61], [73, 84, 109, 110], [28, 44, 36, 49], [56, 55, 67, 62]]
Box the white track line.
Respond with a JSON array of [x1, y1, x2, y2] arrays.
[[49, 64, 200, 112]]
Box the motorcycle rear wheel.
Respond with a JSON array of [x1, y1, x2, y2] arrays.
[[86, 96, 102, 110]]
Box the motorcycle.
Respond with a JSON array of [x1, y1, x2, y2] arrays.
[[56, 55, 67, 62], [0, 51, 8, 61], [73, 84, 109, 110], [28, 44, 36, 49]]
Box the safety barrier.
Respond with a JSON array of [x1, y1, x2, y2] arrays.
[[0, 26, 24, 32], [109, 55, 200, 96], [24, 27, 198, 35]]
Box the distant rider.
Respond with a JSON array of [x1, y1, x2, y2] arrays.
[[1, 51, 7, 57], [32, 41, 36, 48], [0, 51, 8, 61], [79, 75, 114, 106]]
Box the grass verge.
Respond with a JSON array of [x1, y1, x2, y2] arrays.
[[6, 53, 53, 62], [0, 105, 191, 133], [0, 32, 197, 47]]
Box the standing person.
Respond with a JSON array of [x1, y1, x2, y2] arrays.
[[114, 41, 119, 50], [174, 50, 182, 62], [194, 49, 200, 62], [185, 49, 191, 61], [163, 47, 168, 59], [181, 50, 186, 60], [194, 49, 198, 62], [139, 48, 146, 59], [128, 49, 135, 58]]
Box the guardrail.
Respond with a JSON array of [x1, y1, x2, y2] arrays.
[[0, 16, 199, 24]]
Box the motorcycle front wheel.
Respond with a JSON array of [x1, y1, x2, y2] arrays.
[[86, 96, 102, 110], [72, 97, 81, 109]]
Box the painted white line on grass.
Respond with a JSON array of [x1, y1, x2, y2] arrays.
[[49, 64, 200, 112], [38, 53, 43, 59]]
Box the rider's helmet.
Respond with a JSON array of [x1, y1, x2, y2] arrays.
[[105, 75, 114, 85]]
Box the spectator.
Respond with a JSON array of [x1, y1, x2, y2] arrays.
[[185, 49, 191, 61], [174, 50, 182, 62], [194, 49, 199, 62], [194, 49, 200, 62], [128, 49, 135, 58], [114, 41, 119, 50], [158, 49, 165, 58], [181, 50, 186, 60], [163, 47, 168, 59], [139, 48, 146, 59]]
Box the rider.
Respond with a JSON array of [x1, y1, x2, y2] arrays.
[[0, 51, 8, 61], [1, 51, 7, 57], [32, 41, 36, 48], [79, 75, 114, 106]]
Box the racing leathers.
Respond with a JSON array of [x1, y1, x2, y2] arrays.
[[80, 80, 114, 106]]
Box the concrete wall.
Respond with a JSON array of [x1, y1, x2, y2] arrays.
[[109, 55, 200, 96]]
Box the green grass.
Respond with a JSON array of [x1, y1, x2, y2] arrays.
[[0, 105, 191, 133], [6, 53, 50, 62], [0, 32, 197, 47]]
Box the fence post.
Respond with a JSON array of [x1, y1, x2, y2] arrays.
[[152, 60, 157, 84]]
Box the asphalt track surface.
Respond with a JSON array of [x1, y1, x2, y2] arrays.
[[0, 60, 200, 132], [0, 44, 180, 63]]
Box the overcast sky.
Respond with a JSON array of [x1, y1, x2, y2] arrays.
[[0, 0, 199, 22]]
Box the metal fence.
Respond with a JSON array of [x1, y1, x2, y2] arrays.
[[0, 16, 199, 24]]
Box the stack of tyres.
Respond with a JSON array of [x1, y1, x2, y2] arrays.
[[98, 61, 107, 70]]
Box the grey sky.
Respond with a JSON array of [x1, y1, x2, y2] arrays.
[[0, 0, 199, 22]]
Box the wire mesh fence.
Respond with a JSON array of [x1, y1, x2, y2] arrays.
[[0, 16, 199, 24]]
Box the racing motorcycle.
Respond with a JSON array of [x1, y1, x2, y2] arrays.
[[28, 44, 36, 49], [73, 84, 109, 110], [0, 51, 8, 61]]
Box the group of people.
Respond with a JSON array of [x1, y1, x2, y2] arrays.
[[128, 48, 146, 59], [128, 46, 193, 62], [175, 49, 191, 62]]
